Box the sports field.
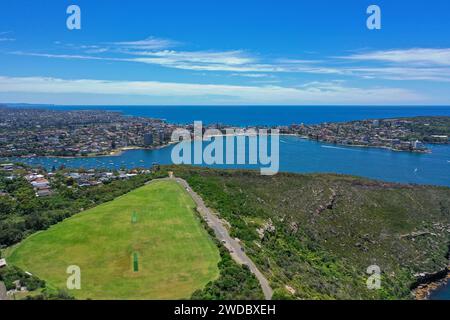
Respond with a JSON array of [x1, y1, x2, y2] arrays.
[[6, 180, 220, 299]]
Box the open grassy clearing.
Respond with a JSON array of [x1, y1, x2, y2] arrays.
[[7, 180, 220, 299]]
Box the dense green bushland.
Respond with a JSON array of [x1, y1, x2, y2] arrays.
[[0, 265, 45, 291], [167, 166, 450, 299], [402, 116, 450, 142], [191, 216, 264, 300]]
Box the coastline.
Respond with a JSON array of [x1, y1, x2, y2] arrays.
[[5, 122, 446, 160], [295, 136, 432, 154], [413, 243, 449, 300], [203, 132, 433, 154], [4, 124, 447, 160], [414, 270, 450, 300], [10, 143, 175, 160]]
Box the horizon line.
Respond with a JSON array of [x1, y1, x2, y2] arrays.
[[3, 103, 450, 108]]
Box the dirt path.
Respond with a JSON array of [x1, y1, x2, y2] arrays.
[[169, 177, 273, 300]]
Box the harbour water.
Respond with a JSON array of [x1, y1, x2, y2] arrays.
[[6, 136, 450, 187]]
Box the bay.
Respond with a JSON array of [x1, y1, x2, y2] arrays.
[[6, 136, 450, 187]]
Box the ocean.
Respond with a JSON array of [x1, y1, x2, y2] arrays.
[[17, 105, 450, 126], [429, 282, 450, 300]]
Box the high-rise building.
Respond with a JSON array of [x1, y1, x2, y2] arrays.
[[143, 133, 153, 146], [158, 130, 165, 144]]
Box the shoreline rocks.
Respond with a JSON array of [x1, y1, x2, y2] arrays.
[[414, 269, 450, 300]]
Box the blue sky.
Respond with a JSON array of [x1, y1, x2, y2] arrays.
[[0, 0, 449, 105]]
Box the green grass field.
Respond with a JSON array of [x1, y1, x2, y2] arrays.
[[6, 180, 220, 299]]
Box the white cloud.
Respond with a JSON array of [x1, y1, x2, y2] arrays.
[[0, 75, 427, 105], [341, 48, 450, 66], [11, 51, 131, 63], [11, 49, 344, 75], [129, 49, 267, 72], [130, 49, 254, 65], [12, 36, 339, 74], [85, 47, 109, 54], [10, 37, 450, 83], [230, 73, 272, 78], [334, 48, 450, 82], [111, 36, 179, 50], [129, 51, 347, 74], [349, 67, 450, 82]]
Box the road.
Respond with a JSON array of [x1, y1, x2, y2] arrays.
[[172, 177, 273, 300]]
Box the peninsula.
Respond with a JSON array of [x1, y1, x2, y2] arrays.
[[1, 105, 449, 158]]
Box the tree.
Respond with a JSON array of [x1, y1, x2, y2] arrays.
[[0, 195, 15, 217]]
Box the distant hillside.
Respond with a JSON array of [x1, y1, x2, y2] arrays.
[[1, 103, 55, 108], [166, 166, 450, 299]]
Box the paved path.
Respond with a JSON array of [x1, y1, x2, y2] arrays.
[[170, 177, 273, 300]]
